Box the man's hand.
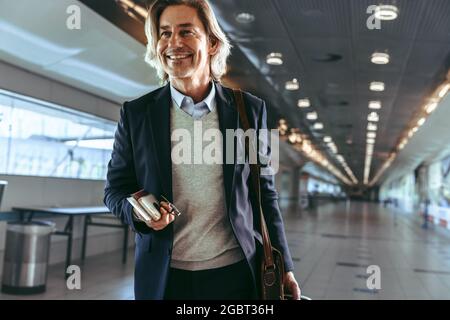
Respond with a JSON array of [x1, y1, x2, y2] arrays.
[[284, 271, 301, 300], [133, 201, 176, 231]]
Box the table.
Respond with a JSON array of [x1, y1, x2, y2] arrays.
[[11, 206, 129, 276]]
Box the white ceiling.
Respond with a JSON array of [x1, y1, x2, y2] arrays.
[[378, 92, 450, 185], [0, 0, 160, 103]]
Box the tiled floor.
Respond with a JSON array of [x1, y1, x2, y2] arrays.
[[1, 201, 450, 300], [282, 200, 450, 300]]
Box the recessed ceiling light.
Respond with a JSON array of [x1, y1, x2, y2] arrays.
[[374, 5, 399, 21], [412, 126, 418, 133], [285, 78, 300, 90], [438, 84, 450, 98], [425, 102, 438, 114], [367, 123, 377, 131], [367, 132, 376, 139], [371, 52, 390, 64], [367, 138, 375, 144], [324, 136, 332, 143], [235, 12, 255, 23], [266, 52, 283, 65], [417, 117, 426, 126], [369, 101, 382, 109], [306, 112, 318, 120], [370, 82, 385, 92], [278, 119, 288, 132], [298, 98, 310, 108], [134, 5, 148, 18], [288, 132, 297, 144], [367, 112, 379, 122], [313, 122, 323, 130]]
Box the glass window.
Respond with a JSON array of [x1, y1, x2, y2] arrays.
[[0, 89, 115, 180]]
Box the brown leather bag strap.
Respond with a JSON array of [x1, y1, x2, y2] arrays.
[[232, 89, 275, 269]]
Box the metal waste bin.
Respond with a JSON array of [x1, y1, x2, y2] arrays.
[[0, 180, 6, 209], [2, 221, 55, 294]]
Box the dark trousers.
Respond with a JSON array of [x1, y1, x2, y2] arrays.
[[164, 259, 256, 300]]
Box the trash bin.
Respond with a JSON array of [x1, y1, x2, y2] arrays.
[[0, 180, 7, 209], [1, 221, 55, 294]]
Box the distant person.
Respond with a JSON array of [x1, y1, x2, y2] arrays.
[[104, 0, 300, 300], [422, 199, 430, 229]]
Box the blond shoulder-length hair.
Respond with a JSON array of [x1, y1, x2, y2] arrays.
[[144, 0, 231, 82]]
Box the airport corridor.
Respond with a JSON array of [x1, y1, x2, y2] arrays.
[[1, 201, 450, 300], [2, 0, 450, 302]]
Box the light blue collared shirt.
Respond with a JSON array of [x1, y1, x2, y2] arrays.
[[170, 83, 216, 119]]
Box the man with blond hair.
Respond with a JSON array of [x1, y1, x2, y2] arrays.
[[104, 0, 300, 300]]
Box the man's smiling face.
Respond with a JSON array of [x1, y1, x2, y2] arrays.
[[157, 5, 215, 81]]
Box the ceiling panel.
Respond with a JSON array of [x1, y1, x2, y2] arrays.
[[415, 0, 450, 42], [277, 0, 352, 38], [5, 0, 449, 187]]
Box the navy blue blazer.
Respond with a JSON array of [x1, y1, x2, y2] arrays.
[[104, 82, 294, 300]]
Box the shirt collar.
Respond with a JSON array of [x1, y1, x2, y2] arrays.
[[170, 82, 216, 112]]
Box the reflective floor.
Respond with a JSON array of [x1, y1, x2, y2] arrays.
[[282, 201, 450, 299], [1, 201, 450, 300]]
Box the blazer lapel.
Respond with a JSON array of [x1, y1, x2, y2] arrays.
[[147, 83, 173, 202], [146, 82, 239, 209], [215, 82, 239, 213]]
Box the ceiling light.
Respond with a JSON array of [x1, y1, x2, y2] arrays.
[[285, 78, 300, 90], [288, 132, 297, 144], [369, 101, 382, 109], [367, 132, 376, 139], [313, 122, 323, 130], [425, 102, 438, 114], [417, 117, 426, 126], [118, 0, 148, 18], [306, 112, 318, 120], [370, 81, 385, 92], [367, 138, 375, 144], [374, 5, 399, 21], [324, 136, 332, 143], [266, 52, 283, 65], [278, 119, 288, 133], [367, 123, 377, 131], [438, 84, 450, 98], [235, 12, 255, 24], [412, 126, 418, 133], [297, 98, 310, 108], [302, 142, 312, 154], [400, 140, 407, 147], [367, 112, 379, 122], [371, 52, 390, 65], [133, 5, 148, 18]]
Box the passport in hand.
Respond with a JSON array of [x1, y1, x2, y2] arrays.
[[126, 190, 181, 222]]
